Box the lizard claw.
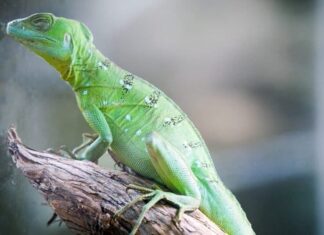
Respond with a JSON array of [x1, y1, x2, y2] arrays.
[[45, 148, 60, 155], [59, 145, 77, 159], [126, 184, 155, 193], [175, 207, 185, 223], [112, 184, 156, 223], [45, 146, 76, 159]]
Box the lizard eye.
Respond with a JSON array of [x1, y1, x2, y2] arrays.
[[30, 14, 53, 32]]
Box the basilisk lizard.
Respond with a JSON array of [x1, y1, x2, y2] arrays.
[[4, 13, 255, 235]]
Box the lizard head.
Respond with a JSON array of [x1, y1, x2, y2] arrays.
[[6, 13, 93, 73]]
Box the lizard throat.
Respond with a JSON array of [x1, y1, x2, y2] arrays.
[[60, 43, 109, 89]]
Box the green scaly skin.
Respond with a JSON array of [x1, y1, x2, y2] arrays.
[[5, 13, 255, 235]]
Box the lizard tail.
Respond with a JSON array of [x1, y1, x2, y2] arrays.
[[198, 178, 255, 235]]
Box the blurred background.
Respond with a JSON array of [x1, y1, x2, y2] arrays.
[[0, 0, 318, 234]]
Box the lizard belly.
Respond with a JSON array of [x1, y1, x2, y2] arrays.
[[110, 129, 162, 183]]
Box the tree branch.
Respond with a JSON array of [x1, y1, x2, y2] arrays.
[[6, 128, 225, 235]]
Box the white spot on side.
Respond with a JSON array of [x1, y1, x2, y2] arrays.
[[141, 137, 145, 142], [144, 96, 150, 103], [136, 130, 142, 136], [97, 61, 108, 70], [125, 84, 132, 90], [164, 117, 171, 122], [63, 33, 71, 49], [103, 100, 108, 106], [183, 142, 192, 153], [119, 79, 124, 85], [82, 90, 88, 95], [194, 160, 202, 168], [125, 114, 132, 121], [124, 128, 129, 133]]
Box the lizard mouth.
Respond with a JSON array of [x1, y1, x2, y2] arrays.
[[20, 36, 57, 47], [6, 20, 58, 46]]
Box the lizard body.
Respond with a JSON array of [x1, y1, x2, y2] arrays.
[[5, 13, 255, 235]]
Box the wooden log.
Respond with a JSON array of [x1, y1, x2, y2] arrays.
[[6, 128, 225, 235]]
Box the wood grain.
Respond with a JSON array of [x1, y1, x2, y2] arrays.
[[6, 128, 225, 235]]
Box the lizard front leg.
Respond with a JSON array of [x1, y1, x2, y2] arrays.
[[74, 105, 112, 162], [72, 133, 98, 155], [59, 133, 98, 158]]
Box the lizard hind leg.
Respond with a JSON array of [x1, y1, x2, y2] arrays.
[[114, 132, 201, 235]]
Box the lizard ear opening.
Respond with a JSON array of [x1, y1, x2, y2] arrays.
[[79, 22, 93, 43]]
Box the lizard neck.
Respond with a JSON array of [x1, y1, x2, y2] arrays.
[[59, 43, 110, 90]]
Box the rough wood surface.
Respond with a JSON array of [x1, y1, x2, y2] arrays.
[[6, 128, 225, 235]]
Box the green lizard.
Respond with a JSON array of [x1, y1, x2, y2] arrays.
[[5, 13, 255, 235]]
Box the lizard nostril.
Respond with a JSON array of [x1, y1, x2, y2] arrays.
[[9, 20, 19, 27]]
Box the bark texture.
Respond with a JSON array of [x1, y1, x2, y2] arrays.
[[6, 128, 225, 235]]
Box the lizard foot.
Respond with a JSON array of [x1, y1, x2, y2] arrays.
[[114, 184, 194, 235], [59, 145, 77, 159], [45, 148, 60, 155]]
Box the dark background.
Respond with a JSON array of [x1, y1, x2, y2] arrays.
[[0, 0, 316, 234]]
